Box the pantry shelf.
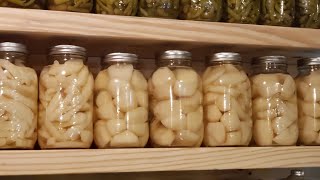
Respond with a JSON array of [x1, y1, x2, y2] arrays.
[[0, 8, 319, 59], [0, 147, 318, 176]]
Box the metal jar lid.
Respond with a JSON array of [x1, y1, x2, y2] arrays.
[[252, 56, 287, 65], [158, 50, 192, 60], [208, 52, 241, 62], [49, 45, 86, 56], [297, 57, 320, 67], [291, 170, 304, 177], [103, 52, 138, 63], [0, 42, 27, 53]]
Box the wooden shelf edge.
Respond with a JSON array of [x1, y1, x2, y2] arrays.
[[0, 147, 318, 176], [0, 8, 319, 50]]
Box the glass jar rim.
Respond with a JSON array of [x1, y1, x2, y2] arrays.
[[49, 45, 86, 56], [297, 57, 320, 67], [158, 50, 192, 61], [252, 56, 287, 65], [207, 52, 241, 63], [0, 42, 28, 54], [103, 52, 138, 64]]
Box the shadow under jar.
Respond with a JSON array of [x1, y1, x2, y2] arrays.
[[96, 0, 138, 16], [0, 42, 38, 149], [260, 0, 295, 26], [251, 56, 298, 146], [202, 52, 252, 147], [179, 0, 222, 22], [149, 50, 204, 147], [38, 45, 94, 149], [224, 0, 260, 24], [296, 57, 320, 145], [93, 53, 149, 148], [0, 0, 43, 9], [48, 0, 93, 13], [296, 0, 320, 28], [138, 0, 180, 19]]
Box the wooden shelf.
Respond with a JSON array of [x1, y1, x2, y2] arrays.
[[0, 147, 318, 176], [0, 8, 319, 59]]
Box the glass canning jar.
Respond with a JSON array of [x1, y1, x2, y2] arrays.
[[149, 50, 204, 147], [93, 53, 149, 148], [296, 57, 320, 145], [260, 0, 295, 26], [224, 0, 260, 24], [96, 0, 138, 16], [203, 52, 252, 147], [0, 0, 44, 9], [38, 45, 94, 149], [48, 0, 93, 13], [138, 0, 180, 19], [179, 0, 223, 22], [296, 0, 320, 28], [251, 56, 298, 146], [0, 42, 38, 149]]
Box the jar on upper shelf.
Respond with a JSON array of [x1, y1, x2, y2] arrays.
[[0, 42, 38, 149], [149, 50, 204, 147], [260, 0, 295, 27], [138, 0, 180, 19], [251, 56, 298, 146], [179, 0, 222, 22], [224, 0, 260, 24], [93, 53, 149, 148], [38, 45, 94, 149], [202, 52, 252, 146], [96, 0, 138, 16], [48, 0, 93, 13], [296, 0, 320, 28], [0, 0, 44, 9], [296, 57, 320, 145]]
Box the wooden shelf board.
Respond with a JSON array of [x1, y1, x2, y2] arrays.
[[0, 8, 319, 59], [0, 147, 319, 176]]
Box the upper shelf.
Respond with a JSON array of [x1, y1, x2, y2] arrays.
[[0, 7, 319, 59], [0, 147, 319, 176]]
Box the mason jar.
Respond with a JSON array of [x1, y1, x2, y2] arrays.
[[251, 56, 298, 146], [93, 53, 149, 148], [96, 0, 138, 16], [203, 52, 252, 147], [149, 50, 203, 147], [0, 0, 43, 9], [224, 0, 260, 24], [138, 0, 180, 19], [260, 0, 295, 26], [48, 0, 93, 13], [38, 45, 94, 149], [296, 57, 320, 145], [179, 0, 222, 22], [0, 42, 38, 149], [296, 0, 320, 28]]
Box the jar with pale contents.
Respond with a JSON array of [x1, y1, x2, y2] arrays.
[[38, 45, 94, 149], [202, 52, 252, 146], [93, 53, 149, 148], [296, 57, 320, 145], [0, 42, 38, 149], [251, 56, 298, 146], [149, 50, 203, 147]]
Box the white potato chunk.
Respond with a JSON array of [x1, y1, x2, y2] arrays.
[[205, 104, 222, 122], [240, 121, 252, 145], [106, 119, 127, 136], [220, 111, 241, 132], [173, 69, 199, 97], [251, 74, 281, 98], [186, 107, 203, 132], [96, 101, 118, 120], [107, 64, 133, 81], [173, 130, 200, 147], [152, 124, 175, 146], [180, 90, 202, 113], [216, 72, 246, 86], [205, 85, 240, 97], [204, 93, 218, 105], [95, 90, 112, 107], [152, 83, 174, 100], [224, 131, 241, 146], [215, 95, 232, 112], [151, 67, 176, 87], [161, 114, 187, 131], [94, 70, 109, 92], [139, 130, 149, 147], [206, 122, 226, 144], [272, 116, 295, 135], [253, 120, 273, 146], [80, 130, 93, 144], [252, 97, 278, 113], [203, 66, 225, 85], [94, 120, 111, 148], [125, 107, 148, 124], [128, 123, 148, 137], [273, 124, 298, 145], [280, 75, 296, 100], [110, 130, 140, 147], [107, 79, 131, 98], [131, 70, 147, 91], [113, 88, 138, 112], [136, 90, 148, 108], [153, 100, 180, 120]]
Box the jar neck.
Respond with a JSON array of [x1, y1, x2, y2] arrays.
[[0, 52, 27, 66], [252, 63, 287, 74], [102, 61, 137, 69], [208, 60, 241, 66], [157, 59, 191, 68], [49, 54, 85, 64], [298, 65, 320, 75]]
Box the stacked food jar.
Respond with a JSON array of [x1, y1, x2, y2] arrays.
[[96, 0, 138, 16], [38, 45, 94, 149], [93, 53, 149, 148], [138, 0, 180, 18], [149, 50, 204, 147], [224, 0, 260, 24], [251, 56, 298, 146]]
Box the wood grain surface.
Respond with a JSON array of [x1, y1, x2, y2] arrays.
[[0, 147, 318, 175]]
